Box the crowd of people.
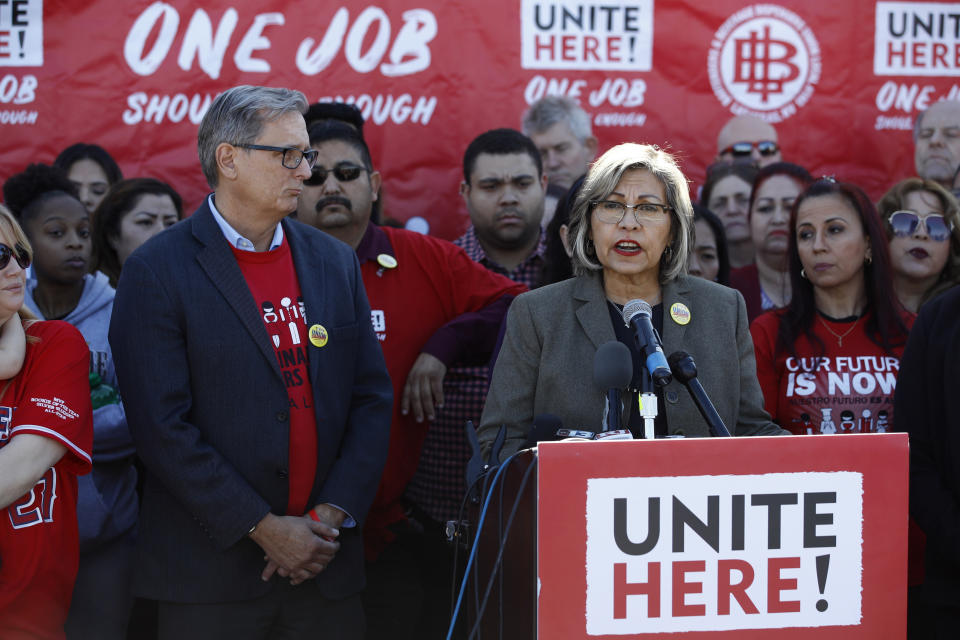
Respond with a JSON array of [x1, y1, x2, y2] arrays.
[[0, 84, 958, 640]]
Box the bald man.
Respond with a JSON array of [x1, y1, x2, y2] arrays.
[[715, 115, 782, 167], [914, 100, 960, 188]]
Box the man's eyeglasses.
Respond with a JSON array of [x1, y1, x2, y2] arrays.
[[889, 210, 954, 242], [592, 200, 672, 225], [720, 140, 779, 158], [0, 243, 30, 270], [234, 144, 319, 170], [304, 163, 367, 186]]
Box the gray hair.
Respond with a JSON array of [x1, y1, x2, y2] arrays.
[[522, 95, 592, 141], [198, 85, 309, 188], [567, 143, 693, 283]]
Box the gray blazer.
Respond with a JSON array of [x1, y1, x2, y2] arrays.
[[479, 271, 782, 456]]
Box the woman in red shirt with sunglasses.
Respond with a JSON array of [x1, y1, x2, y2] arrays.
[[877, 178, 960, 313]]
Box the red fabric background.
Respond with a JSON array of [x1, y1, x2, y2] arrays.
[[0, 1, 956, 239]]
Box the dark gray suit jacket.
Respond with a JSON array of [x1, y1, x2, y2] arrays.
[[479, 271, 781, 455], [109, 200, 392, 603]]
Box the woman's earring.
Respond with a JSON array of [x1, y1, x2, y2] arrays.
[[801, 268, 807, 279]]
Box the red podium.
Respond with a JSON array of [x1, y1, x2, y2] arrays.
[[469, 433, 908, 639]]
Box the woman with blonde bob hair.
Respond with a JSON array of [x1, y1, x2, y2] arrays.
[[877, 177, 960, 312], [0, 204, 93, 638], [478, 143, 782, 458]]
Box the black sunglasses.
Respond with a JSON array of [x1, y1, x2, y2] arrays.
[[304, 163, 367, 186], [721, 140, 779, 157], [0, 243, 30, 270]]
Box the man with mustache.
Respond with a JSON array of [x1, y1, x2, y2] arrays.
[[296, 119, 525, 639]]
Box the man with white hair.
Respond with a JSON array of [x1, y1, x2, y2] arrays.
[[715, 114, 782, 167], [914, 99, 960, 188], [522, 95, 597, 191]]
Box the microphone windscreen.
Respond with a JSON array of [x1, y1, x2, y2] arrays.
[[622, 299, 652, 325], [594, 340, 634, 392], [667, 350, 690, 369]]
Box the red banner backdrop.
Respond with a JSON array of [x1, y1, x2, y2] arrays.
[[1, 1, 958, 239]]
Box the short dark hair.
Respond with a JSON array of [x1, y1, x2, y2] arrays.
[[692, 203, 731, 286], [53, 143, 123, 184], [462, 128, 542, 184], [305, 102, 365, 134], [92, 178, 183, 287], [778, 178, 909, 362], [3, 163, 80, 221], [308, 120, 375, 171]]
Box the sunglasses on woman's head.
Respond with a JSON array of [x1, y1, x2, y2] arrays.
[[0, 243, 30, 270], [888, 210, 953, 242]]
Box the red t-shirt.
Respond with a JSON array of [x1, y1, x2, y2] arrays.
[[751, 310, 914, 434], [0, 320, 93, 640], [232, 240, 317, 516], [360, 226, 526, 558]]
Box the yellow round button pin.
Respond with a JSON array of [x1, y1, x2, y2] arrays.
[[308, 324, 329, 348], [670, 303, 691, 325], [376, 254, 398, 269]]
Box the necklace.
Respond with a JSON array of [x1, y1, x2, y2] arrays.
[[817, 315, 860, 347]]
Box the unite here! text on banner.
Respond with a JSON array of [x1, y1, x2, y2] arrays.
[[584, 472, 863, 634]]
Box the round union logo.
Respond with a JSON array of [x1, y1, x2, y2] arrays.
[[707, 4, 821, 123]]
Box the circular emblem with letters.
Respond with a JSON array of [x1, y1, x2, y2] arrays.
[[670, 303, 691, 325], [707, 4, 821, 122], [308, 324, 329, 348]]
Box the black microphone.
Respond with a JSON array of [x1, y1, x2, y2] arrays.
[[621, 300, 672, 387], [667, 350, 731, 437], [523, 413, 565, 448], [594, 341, 633, 432]]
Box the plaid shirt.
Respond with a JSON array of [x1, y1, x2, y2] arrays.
[[404, 226, 546, 523]]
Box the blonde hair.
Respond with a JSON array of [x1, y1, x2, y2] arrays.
[[0, 204, 37, 325], [567, 143, 693, 282]]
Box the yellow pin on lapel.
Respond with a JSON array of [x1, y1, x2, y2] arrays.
[[308, 324, 328, 348], [670, 303, 691, 325], [377, 254, 398, 269]]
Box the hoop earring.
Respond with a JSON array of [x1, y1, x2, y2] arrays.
[[801, 268, 807, 279], [865, 255, 873, 265]]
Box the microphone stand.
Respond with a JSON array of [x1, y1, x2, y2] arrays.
[[667, 351, 731, 437], [637, 367, 657, 440]]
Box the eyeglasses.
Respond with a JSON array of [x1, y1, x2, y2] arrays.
[[889, 210, 953, 242], [234, 144, 319, 170], [304, 163, 367, 186], [0, 243, 30, 270], [592, 200, 672, 225], [720, 140, 780, 158]]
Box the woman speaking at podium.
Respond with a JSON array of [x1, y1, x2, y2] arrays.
[[478, 143, 784, 459]]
